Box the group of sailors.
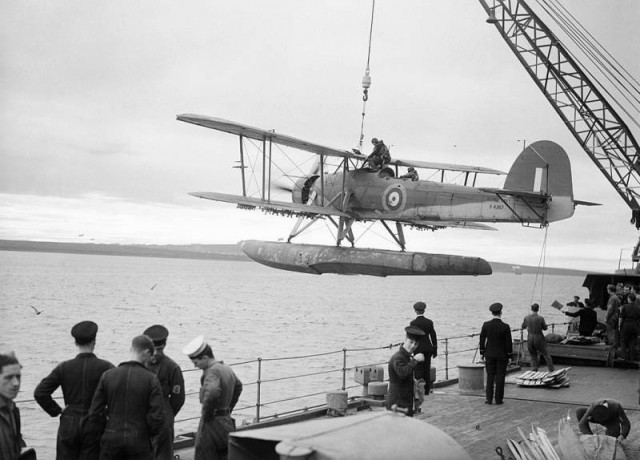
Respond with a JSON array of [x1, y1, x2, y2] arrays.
[[386, 301, 632, 446], [0, 322, 240, 460], [564, 284, 640, 363]]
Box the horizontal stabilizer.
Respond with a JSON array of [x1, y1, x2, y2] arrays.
[[479, 187, 548, 201], [189, 191, 351, 218], [573, 200, 601, 206]]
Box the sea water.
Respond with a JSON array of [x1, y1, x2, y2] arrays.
[[0, 250, 585, 459]]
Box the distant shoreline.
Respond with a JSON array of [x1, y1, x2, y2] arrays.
[[0, 239, 589, 276]]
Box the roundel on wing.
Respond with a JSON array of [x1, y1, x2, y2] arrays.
[[382, 184, 406, 212]]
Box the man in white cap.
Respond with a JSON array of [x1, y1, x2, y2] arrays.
[[183, 336, 243, 460]]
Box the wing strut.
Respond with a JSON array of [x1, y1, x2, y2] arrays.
[[381, 220, 406, 251]]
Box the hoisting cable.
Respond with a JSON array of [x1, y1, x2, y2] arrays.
[[530, 225, 549, 310], [358, 0, 376, 153]]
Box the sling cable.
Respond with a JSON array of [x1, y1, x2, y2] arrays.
[[358, 0, 376, 154]]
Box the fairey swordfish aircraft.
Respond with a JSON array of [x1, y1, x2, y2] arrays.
[[178, 114, 595, 277]]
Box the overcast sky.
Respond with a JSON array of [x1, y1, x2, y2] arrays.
[[1, 0, 639, 272]]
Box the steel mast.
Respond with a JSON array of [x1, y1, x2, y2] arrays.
[[478, 0, 640, 265]]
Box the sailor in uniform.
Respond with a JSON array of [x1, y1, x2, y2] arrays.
[[386, 326, 425, 417], [479, 303, 513, 405], [143, 325, 185, 460], [183, 335, 243, 460], [34, 321, 114, 460]]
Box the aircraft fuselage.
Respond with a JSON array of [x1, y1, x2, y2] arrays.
[[298, 169, 560, 225]]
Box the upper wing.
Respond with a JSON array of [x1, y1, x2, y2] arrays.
[[178, 114, 363, 161], [178, 113, 506, 175], [189, 191, 351, 218], [392, 159, 505, 176]]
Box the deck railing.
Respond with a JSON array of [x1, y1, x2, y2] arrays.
[[15, 322, 570, 429]]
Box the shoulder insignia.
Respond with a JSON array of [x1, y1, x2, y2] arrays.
[[173, 385, 181, 394]]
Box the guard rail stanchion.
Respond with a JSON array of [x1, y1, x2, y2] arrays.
[[256, 358, 262, 423], [444, 338, 449, 380], [342, 348, 347, 391]]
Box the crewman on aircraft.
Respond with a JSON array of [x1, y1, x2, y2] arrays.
[[400, 167, 419, 181], [365, 138, 390, 170]]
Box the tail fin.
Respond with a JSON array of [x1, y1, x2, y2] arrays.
[[504, 140, 574, 222]]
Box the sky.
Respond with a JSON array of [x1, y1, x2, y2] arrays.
[[1, 0, 639, 272]]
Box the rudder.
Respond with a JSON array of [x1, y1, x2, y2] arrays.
[[504, 140, 572, 197], [504, 140, 574, 223]]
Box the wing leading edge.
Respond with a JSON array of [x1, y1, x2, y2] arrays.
[[178, 113, 506, 176], [178, 114, 362, 161], [189, 191, 351, 218]]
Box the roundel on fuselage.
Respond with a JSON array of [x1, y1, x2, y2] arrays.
[[382, 184, 406, 213]]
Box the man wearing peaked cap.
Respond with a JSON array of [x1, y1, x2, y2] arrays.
[[34, 321, 114, 459], [143, 325, 185, 460], [479, 303, 512, 405], [386, 326, 426, 417], [71, 321, 98, 344], [410, 301, 438, 414], [183, 336, 243, 460]]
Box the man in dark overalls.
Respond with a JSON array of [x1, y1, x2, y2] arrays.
[[386, 326, 425, 417], [34, 321, 114, 460], [144, 325, 185, 460]]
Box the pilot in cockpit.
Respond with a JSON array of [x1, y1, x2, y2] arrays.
[[400, 167, 419, 181]]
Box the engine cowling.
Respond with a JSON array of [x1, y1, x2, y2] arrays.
[[291, 175, 319, 204]]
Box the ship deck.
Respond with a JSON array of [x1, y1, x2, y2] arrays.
[[419, 365, 640, 458], [175, 364, 640, 459]]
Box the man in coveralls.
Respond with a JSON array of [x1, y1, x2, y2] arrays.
[[143, 325, 185, 460], [386, 326, 426, 417], [184, 336, 243, 460], [410, 301, 437, 413], [479, 303, 512, 405], [86, 335, 164, 460], [577, 399, 630, 443], [34, 320, 114, 460], [521, 303, 554, 372]]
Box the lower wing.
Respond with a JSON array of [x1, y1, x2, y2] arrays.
[[189, 192, 351, 218]]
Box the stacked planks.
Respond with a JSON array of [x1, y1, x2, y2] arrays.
[[515, 368, 570, 388]]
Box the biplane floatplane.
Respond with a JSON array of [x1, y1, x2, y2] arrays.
[[178, 114, 591, 277]]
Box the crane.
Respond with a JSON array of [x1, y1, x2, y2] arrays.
[[476, 0, 640, 268]]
